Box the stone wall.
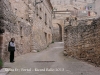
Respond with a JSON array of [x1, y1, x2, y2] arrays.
[[31, 0, 53, 51], [0, 0, 53, 61], [0, 0, 32, 61], [64, 18, 100, 66]]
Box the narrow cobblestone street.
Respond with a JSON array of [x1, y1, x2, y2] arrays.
[[3, 42, 100, 75]]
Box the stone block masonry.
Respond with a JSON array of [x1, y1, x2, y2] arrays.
[[64, 18, 100, 66], [0, 0, 32, 61], [0, 0, 53, 62]]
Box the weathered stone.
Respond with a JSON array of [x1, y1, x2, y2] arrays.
[[0, 0, 53, 62], [31, 50, 38, 53], [64, 18, 100, 66]]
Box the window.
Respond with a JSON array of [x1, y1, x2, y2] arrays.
[[45, 13, 47, 25], [15, 8, 17, 10], [49, 19, 51, 29], [44, 32, 47, 43], [49, 26, 51, 29], [39, 16, 42, 19], [36, 6, 38, 16], [39, 7, 42, 19], [20, 26, 23, 38], [40, 8, 42, 11]]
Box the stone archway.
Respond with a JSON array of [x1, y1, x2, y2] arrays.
[[52, 23, 63, 42], [57, 23, 62, 41]]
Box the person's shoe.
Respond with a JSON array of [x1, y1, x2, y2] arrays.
[[12, 61, 15, 62], [10, 61, 14, 63]]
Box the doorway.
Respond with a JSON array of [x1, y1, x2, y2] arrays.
[[44, 32, 47, 43], [53, 23, 62, 42]]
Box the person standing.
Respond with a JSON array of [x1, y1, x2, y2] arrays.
[[8, 38, 15, 63]]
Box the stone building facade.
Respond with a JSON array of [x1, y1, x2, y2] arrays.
[[31, 0, 53, 50], [50, 0, 97, 42], [0, 0, 53, 61], [64, 18, 100, 66]]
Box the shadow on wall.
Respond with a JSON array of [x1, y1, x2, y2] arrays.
[[0, 27, 5, 59]]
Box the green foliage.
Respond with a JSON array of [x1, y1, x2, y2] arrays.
[[0, 59, 3, 68], [52, 41, 54, 43]]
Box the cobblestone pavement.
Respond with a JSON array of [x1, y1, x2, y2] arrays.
[[3, 42, 100, 75]]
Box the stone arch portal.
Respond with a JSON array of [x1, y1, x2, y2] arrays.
[[57, 23, 62, 41], [53, 23, 63, 42]]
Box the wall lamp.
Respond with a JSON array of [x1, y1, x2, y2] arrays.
[[35, 0, 43, 6]]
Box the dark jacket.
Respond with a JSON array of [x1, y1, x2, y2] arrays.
[[8, 42, 15, 52]]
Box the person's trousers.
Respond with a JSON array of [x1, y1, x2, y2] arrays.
[[10, 51, 14, 62]]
